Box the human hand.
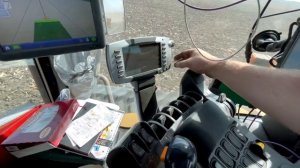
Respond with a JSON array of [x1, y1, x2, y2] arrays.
[[174, 48, 220, 77]]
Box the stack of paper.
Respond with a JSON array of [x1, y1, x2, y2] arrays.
[[63, 99, 124, 161], [66, 103, 114, 147]]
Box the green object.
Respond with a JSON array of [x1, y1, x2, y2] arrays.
[[91, 36, 97, 42], [219, 83, 252, 107], [34, 19, 71, 41], [12, 44, 21, 50]]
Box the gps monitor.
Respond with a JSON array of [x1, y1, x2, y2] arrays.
[[0, 0, 105, 61], [106, 37, 174, 84]]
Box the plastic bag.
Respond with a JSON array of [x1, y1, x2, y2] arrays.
[[54, 52, 96, 100], [56, 88, 71, 101]]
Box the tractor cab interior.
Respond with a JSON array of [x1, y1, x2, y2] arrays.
[[0, 0, 299, 168]]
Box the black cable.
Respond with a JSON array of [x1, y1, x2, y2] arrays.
[[280, 22, 298, 51], [47, 0, 87, 35], [245, 0, 300, 62], [39, 0, 47, 18], [288, 22, 298, 40], [243, 108, 255, 122], [248, 0, 272, 37], [245, 0, 272, 62], [259, 0, 273, 17], [183, 0, 261, 61], [12, 0, 33, 43], [268, 21, 299, 66], [263, 141, 300, 160], [276, 22, 298, 52], [248, 110, 262, 129], [178, 0, 247, 11], [262, 8, 300, 19], [237, 104, 242, 119]]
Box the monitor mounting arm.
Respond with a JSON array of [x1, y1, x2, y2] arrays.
[[131, 76, 159, 121]]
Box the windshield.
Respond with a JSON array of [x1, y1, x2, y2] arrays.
[[103, 0, 300, 105]]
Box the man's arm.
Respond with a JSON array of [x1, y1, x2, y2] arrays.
[[174, 49, 300, 134]]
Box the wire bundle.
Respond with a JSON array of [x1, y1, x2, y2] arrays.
[[180, 0, 300, 61]]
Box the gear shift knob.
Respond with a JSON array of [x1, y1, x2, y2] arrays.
[[165, 135, 198, 168]]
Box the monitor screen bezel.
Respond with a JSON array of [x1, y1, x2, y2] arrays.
[[122, 43, 162, 77], [0, 0, 105, 61]]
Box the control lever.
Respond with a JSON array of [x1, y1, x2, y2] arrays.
[[180, 70, 215, 99], [165, 135, 199, 168], [181, 70, 236, 117]]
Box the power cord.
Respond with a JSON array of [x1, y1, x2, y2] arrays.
[[247, 110, 261, 129], [39, 0, 47, 19], [263, 141, 300, 160], [178, 0, 247, 11], [243, 108, 255, 122], [287, 22, 299, 42], [261, 8, 300, 19], [237, 104, 242, 119], [183, 0, 261, 61], [268, 21, 299, 66], [245, 0, 272, 62]]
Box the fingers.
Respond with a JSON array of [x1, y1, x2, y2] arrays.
[[174, 59, 190, 68], [174, 49, 194, 61], [174, 49, 196, 68]]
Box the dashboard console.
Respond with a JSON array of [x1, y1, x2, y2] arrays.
[[106, 71, 297, 168]]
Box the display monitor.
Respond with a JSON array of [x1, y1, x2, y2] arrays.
[[106, 36, 174, 84], [0, 0, 105, 61], [122, 43, 161, 76]]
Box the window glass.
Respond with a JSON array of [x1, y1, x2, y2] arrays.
[[0, 59, 44, 119]]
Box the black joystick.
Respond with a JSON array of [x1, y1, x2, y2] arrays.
[[165, 135, 199, 168], [180, 70, 210, 97]]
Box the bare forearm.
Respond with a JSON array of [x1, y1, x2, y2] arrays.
[[211, 61, 300, 134], [174, 48, 300, 134]]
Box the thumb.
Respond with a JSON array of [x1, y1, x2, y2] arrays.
[[174, 59, 190, 68]]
